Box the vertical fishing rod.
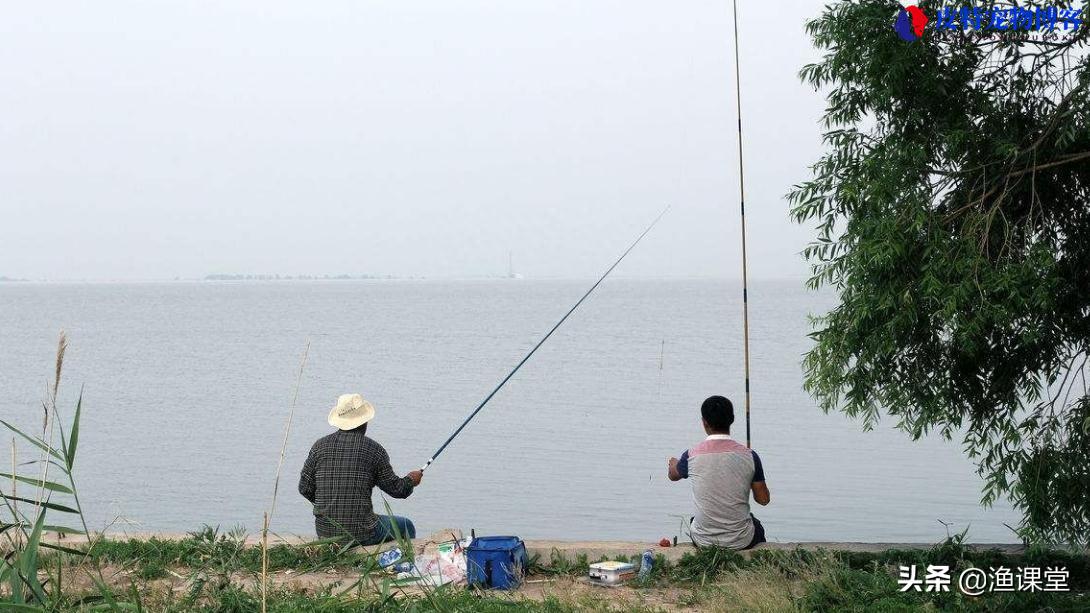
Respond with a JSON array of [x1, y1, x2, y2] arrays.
[[730, 0, 753, 448], [420, 206, 670, 473]]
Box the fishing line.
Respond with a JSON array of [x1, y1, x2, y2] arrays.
[[420, 206, 671, 473], [650, 337, 666, 487], [655, 338, 666, 406], [730, 0, 753, 448]]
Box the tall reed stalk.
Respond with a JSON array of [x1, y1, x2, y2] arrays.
[[261, 340, 310, 613], [268, 340, 311, 523], [34, 332, 66, 517]]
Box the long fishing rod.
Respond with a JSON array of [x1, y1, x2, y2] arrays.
[[420, 206, 670, 473], [730, 0, 753, 448]]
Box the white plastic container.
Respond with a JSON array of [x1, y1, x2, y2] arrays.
[[588, 561, 637, 586]]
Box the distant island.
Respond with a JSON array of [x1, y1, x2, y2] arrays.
[[0, 276, 28, 282], [203, 274, 415, 281]]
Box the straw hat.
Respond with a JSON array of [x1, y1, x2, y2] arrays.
[[328, 393, 376, 430]]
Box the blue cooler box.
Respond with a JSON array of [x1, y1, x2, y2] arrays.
[[465, 536, 528, 590]]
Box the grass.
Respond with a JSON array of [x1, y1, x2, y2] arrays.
[[25, 533, 1089, 612], [83, 526, 383, 578], [135, 584, 666, 613]]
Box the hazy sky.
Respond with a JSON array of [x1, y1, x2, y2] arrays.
[[2, 1, 829, 281]]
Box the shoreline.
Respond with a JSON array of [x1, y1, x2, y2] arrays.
[[59, 531, 1028, 561]]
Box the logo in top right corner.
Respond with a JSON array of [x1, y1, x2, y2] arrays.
[[894, 4, 1085, 42], [894, 5, 929, 41]]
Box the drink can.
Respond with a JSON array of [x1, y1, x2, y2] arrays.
[[638, 550, 654, 580], [378, 547, 403, 568]]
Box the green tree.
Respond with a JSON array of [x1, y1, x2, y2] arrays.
[[790, 1, 1090, 545]]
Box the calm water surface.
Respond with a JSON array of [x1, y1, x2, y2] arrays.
[[0, 279, 1020, 543]]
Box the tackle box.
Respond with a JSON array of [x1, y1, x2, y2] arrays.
[[588, 561, 637, 586]]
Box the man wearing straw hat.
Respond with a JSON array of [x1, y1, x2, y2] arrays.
[[299, 393, 423, 546]]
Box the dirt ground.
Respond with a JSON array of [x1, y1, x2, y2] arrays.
[[75, 565, 697, 611]]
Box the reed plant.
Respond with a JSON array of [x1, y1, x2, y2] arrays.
[[261, 340, 309, 613], [0, 331, 124, 610]]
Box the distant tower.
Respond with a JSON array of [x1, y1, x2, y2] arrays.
[[507, 251, 523, 279]]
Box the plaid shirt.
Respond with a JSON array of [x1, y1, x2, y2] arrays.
[[298, 429, 415, 543]]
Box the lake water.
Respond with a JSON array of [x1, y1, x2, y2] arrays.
[[0, 279, 1021, 543]]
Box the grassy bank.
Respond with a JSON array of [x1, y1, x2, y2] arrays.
[[12, 529, 1085, 612]]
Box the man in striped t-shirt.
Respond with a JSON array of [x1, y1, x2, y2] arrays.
[[668, 395, 770, 549]]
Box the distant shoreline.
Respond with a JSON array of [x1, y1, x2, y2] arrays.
[[203, 273, 420, 281], [0, 275, 776, 285]]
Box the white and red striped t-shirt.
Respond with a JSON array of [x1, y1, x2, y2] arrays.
[[676, 434, 765, 549]]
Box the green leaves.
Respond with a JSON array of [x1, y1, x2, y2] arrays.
[[0, 496, 78, 515], [0, 421, 64, 464], [2, 384, 106, 609], [793, 1, 1090, 546], [66, 393, 81, 471], [0, 604, 47, 612], [8, 476, 73, 495], [14, 511, 49, 605]]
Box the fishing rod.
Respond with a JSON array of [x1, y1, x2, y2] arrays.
[[730, 0, 753, 449], [420, 206, 670, 473]]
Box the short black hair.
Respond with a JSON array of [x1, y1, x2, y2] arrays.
[[701, 396, 734, 432]]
